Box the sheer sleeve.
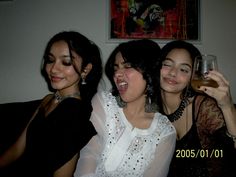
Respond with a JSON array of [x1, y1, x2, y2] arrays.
[[74, 92, 106, 177], [90, 92, 107, 139], [195, 96, 225, 148], [143, 131, 176, 177]]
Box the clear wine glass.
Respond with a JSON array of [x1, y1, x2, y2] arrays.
[[191, 54, 219, 93]]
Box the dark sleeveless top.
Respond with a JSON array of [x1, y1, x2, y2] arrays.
[[0, 98, 96, 177], [167, 108, 208, 177], [167, 95, 236, 177]]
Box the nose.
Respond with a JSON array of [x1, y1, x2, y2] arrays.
[[169, 67, 177, 77], [114, 68, 124, 78], [50, 61, 60, 73]]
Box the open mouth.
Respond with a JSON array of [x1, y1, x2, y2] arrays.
[[117, 81, 128, 94]]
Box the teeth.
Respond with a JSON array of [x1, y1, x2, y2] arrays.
[[118, 82, 127, 86]]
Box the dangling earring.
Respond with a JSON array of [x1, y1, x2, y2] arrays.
[[145, 96, 158, 113], [82, 77, 86, 85], [81, 70, 87, 85], [144, 84, 158, 113], [115, 95, 126, 108]]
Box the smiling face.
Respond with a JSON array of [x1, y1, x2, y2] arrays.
[[45, 40, 82, 95], [160, 48, 193, 95], [113, 52, 147, 104]]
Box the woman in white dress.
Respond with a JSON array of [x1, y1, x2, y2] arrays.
[[74, 39, 176, 177]]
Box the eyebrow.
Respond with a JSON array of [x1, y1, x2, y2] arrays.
[[114, 60, 126, 67], [165, 57, 192, 68], [48, 52, 71, 59]]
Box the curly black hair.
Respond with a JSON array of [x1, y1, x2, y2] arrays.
[[105, 39, 161, 109]]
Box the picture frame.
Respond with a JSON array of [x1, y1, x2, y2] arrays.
[[107, 0, 201, 43]]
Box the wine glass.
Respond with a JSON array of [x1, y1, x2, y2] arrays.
[[191, 54, 219, 93]]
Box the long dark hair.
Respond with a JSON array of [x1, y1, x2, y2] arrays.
[[105, 39, 161, 109], [41, 31, 103, 101]]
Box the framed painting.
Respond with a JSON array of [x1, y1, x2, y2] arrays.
[[108, 0, 201, 43]]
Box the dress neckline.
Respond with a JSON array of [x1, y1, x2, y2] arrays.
[[118, 108, 158, 135]]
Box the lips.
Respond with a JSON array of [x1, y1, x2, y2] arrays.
[[50, 76, 63, 82], [164, 77, 178, 85], [116, 81, 128, 94]]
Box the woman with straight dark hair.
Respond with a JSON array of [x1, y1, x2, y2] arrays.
[[0, 31, 103, 177], [159, 40, 236, 177]]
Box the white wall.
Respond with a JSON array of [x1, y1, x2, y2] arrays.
[[0, 0, 236, 103]]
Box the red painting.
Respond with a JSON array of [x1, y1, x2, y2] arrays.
[[109, 0, 200, 40]]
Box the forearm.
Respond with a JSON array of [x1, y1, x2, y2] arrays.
[[0, 141, 22, 167], [74, 135, 102, 177], [221, 104, 236, 148], [0, 127, 27, 167], [54, 153, 78, 177]]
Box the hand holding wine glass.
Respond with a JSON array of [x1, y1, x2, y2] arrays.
[[191, 54, 234, 109], [191, 56, 236, 148], [191, 54, 219, 93]]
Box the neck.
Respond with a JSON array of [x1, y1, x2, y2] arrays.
[[161, 92, 182, 114], [54, 91, 80, 103], [161, 91, 191, 122], [124, 96, 146, 115]]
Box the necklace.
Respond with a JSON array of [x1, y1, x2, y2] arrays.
[[54, 91, 80, 103], [167, 98, 189, 122]]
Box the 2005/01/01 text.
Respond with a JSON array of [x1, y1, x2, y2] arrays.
[[176, 149, 223, 158]]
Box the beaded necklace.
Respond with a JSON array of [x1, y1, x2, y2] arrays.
[[167, 98, 189, 122], [54, 91, 80, 103]]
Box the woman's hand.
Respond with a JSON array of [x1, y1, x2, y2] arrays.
[[198, 70, 234, 109], [199, 70, 236, 148]]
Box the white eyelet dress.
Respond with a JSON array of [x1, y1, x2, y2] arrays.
[[74, 91, 176, 177]]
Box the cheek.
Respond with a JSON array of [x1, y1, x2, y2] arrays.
[[160, 68, 168, 77], [126, 70, 138, 80], [130, 72, 146, 88], [64, 67, 80, 79], [179, 74, 191, 86], [45, 64, 51, 75]]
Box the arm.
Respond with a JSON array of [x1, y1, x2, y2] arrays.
[[0, 103, 41, 167], [54, 153, 78, 177], [199, 70, 236, 147], [74, 92, 106, 177], [73, 135, 102, 177], [0, 94, 54, 168], [143, 131, 176, 177], [0, 125, 27, 167]]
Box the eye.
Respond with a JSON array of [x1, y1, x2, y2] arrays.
[[162, 60, 172, 67], [180, 66, 191, 73], [62, 60, 72, 66], [124, 62, 132, 68], [62, 57, 73, 66], [45, 56, 55, 64], [114, 66, 118, 72]]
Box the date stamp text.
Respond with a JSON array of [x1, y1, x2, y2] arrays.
[[176, 149, 223, 158]]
